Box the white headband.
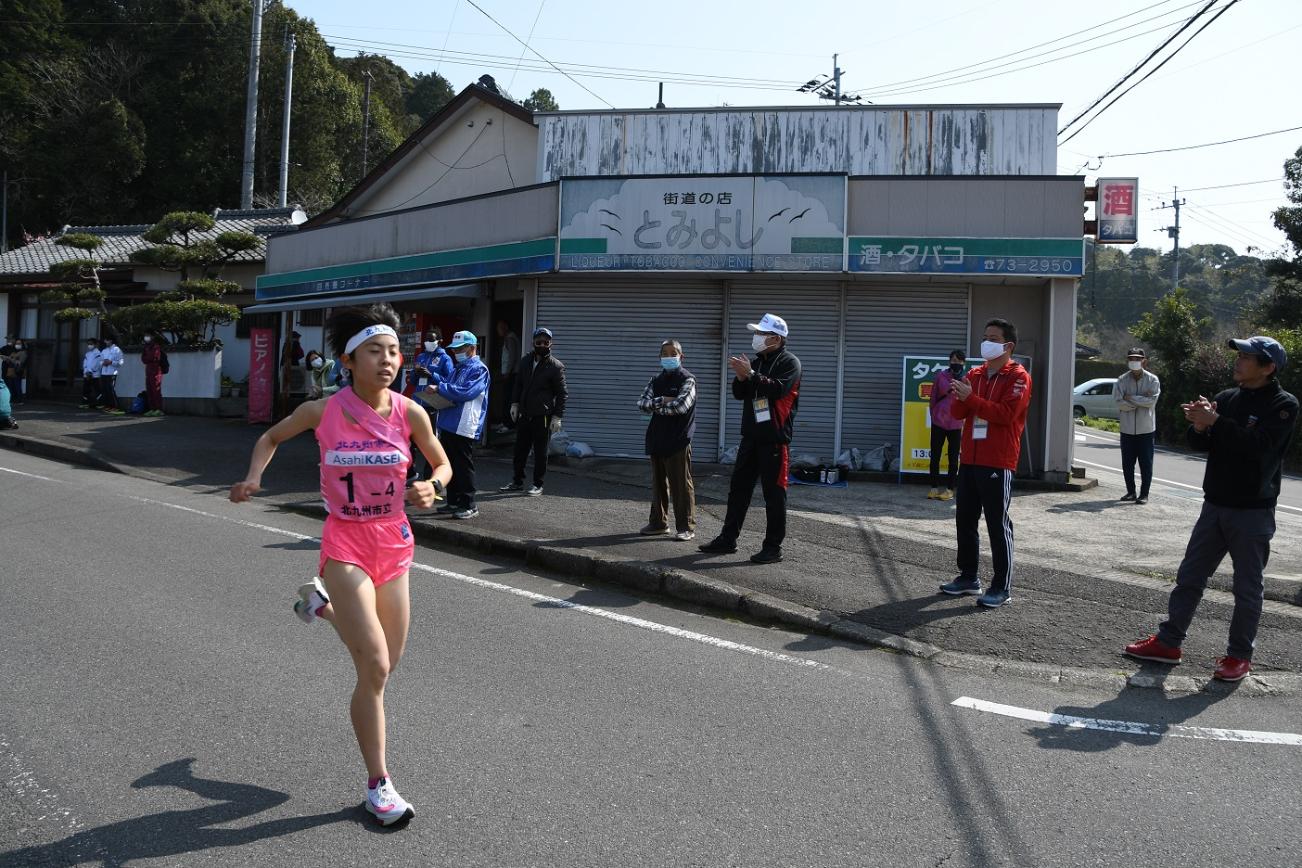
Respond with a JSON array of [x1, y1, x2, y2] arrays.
[[343, 324, 398, 356]]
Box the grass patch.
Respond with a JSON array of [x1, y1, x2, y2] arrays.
[[1079, 415, 1120, 433]]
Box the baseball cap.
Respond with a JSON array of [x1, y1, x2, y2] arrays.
[[746, 313, 789, 337], [447, 330, 477, 349], [533, 327, 553, 340], [1126, 347, 1146, 359], [1227, 335, 1286, 370]]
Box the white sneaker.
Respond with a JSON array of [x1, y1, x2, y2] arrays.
[[674, 530, 696, 542], [365, 776, 414, 826], [293, 577, 330, 624], [526, 485, 544, 496]]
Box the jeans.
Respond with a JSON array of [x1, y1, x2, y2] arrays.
[[1120, 431, 1155, 498], [928, 426, 960, 489]]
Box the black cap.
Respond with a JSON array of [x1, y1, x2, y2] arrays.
[[533, 327, 553, 339], [1126, 347, 1146, 359]]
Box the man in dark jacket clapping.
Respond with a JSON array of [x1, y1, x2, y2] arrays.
[[699, 313, 801, 564], [500, 327, 568, 496]]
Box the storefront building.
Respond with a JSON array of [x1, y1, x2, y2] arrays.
[[257, 86, 1083, 481]]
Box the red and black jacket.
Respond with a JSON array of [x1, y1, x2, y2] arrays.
[[734, 347, 801, 445], [951, 359, 1032, 471]]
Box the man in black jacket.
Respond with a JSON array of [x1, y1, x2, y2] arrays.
[[501, 327, 568, 496], [1126, 335, 1298, 682], [700, 313, 801, 564]]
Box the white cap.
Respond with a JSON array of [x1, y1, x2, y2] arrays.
[[747, 313, 789, 338]]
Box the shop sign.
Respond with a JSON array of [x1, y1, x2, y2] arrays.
[[851, 236, 1084, 276], [1096, 177, 1138, 244], [248, 327, 275, 423], [899, 356, 980, 475], [559, 175, 845, 272]]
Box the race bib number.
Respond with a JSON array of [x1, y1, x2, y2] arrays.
[[754, 397, 771, 423]]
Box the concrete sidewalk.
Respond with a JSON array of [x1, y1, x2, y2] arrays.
[[5, 401, 1302, 692]]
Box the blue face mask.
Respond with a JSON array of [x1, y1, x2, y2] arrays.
[[660, 356, 681, 371], [454, 351, 468, 364]]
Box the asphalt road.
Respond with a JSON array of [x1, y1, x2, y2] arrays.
[[1073, 424, 1302, 517], [3, 450, 1302, 868]]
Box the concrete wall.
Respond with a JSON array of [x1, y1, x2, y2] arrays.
[[116, 348, 221, 401], [848, 176, 1084, 237], [537, 105, 1059, 180], [265, 184, 559, 275], [346, 101, 539, 216]]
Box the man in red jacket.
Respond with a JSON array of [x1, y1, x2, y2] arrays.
[[940, 318, 1032, 608]]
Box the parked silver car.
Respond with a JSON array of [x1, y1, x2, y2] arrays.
[[1072, 377, 1120, 420]]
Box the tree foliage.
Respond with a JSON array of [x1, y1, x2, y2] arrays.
[[521, 88, 559, 112]]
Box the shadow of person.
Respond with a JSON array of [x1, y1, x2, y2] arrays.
[[533, 587, 640, 610], [1027, 677, 1240, 753], [262, 538, 319, 551], [1044, 498, 1124, 514], [0, 757, 359, 866]]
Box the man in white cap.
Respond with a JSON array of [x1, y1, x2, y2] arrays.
[[1126, 335, 1297, 682], [699, 313, 802, 564], [434, 330, 490, 519]]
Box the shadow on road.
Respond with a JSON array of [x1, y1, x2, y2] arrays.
[[0, 758, 360, 867], [1045, 497, 1125, 514], [1028, 678, 1240, 752]]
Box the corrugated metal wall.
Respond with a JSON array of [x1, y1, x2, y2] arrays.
[[538, 106, 1058, 180], [536, 279, 723, 458], [840, 285, 970, 454], [723, 281, 843, 462]]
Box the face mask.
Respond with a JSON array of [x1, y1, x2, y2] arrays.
[[660, 356, 681, 371], [14, 343, 22, 350], [454, 351, 468, 363], [144, 336, 152, 343], [311, 357, 324, 369], [979, 340, 1006, 361], [752, 334, 771, 353], [535, 345, 551, 357], [949, 363, 963, 374], [424, 341, 438, 352], [1128, 360, 1143, 371]]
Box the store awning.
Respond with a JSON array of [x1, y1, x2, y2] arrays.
[[241, 283, 482, 314]]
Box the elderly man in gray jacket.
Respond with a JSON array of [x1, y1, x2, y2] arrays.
[[1113, 347, 1161, 504]]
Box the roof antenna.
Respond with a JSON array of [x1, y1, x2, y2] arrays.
[[656, 82, 665, 110]]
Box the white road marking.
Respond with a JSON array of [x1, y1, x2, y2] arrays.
[[3, 462, 838, 675], [1075, 458, 1302, 516], [953, 696, 1302, 746]]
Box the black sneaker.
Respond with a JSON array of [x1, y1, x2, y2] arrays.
[[498, 481, 524, 492], [697, 537, 737, 555], [435, 503, 458, 514], [749, 548, 783, 564], [1120, 492, 1136, 502], [939, 576, 982, 596], [1135, 496, 1148, 505]]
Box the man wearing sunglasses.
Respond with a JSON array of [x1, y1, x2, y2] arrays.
[[501, 327, 568, 497], [1126, 335, 1298, 682]]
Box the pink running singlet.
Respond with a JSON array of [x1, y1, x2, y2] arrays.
[[315, 388, 416, 586]]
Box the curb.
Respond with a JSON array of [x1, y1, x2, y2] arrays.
[[0, 431, 124, 476], [276, 500, 1300, 696]]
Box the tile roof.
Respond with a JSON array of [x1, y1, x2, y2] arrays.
[[0, 207, 301, 276]]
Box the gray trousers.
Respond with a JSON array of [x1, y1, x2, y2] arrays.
[[1158, 502, 1276, 660]]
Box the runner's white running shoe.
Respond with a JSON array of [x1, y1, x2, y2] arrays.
[[366, 777, 415, 825], [293, 577, 330, 624]]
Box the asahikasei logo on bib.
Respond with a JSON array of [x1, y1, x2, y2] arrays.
[[324, 449, 406, 467]]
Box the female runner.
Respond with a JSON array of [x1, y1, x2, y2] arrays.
[[230, 304, 452, 826]]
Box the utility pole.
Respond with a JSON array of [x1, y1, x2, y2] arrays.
[[240, 0, 264, 209], [278, 30, 296, 208], [795, 54, 864, 104], [1157, 186, 1186, 289], [361, 71, 373, 176], [1, 170, 8, 255]]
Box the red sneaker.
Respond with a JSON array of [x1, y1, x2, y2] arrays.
[[1124, 635, 1182, 664], [1213, 656, 1251, 682]]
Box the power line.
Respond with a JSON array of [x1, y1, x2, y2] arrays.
[[1090, 124, 1302, 159], [1172, 178, 1285, 193], [506, 0, 546, 94], [847, 0, 1200, 96], [1058, 0, 1220, 138], [1060, 0, 1242, 145], [461, 0, 614, 108]]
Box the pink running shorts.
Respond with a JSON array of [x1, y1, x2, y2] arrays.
[[319, 516, 415, 587]]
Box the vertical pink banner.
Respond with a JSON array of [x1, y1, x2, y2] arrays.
[[248, 327, 275, 423]]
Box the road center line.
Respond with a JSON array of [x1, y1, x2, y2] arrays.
[[2, 463, 838, 676], [953, 696, 1302, 746]]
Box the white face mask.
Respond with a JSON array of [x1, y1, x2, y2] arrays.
[[752, 334, 772, 353], [424, 341, 438, 352], [311, 357, 324, 369], [979, 340, 1007, 361], [1128, 360, 1143, 371], [144, 336, 152, 343]]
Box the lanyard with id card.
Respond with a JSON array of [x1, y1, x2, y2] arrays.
[[754, 397, 771, 423]]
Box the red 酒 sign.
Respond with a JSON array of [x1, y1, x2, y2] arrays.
[[248, 327, 275, 423]]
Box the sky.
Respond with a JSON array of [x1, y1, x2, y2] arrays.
[[289, 0, 1299, 257]]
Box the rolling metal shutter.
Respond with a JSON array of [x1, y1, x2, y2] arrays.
[[724, 280, 842, 462], [536, 278, 723, 458], [840, 284, 970, 454]]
